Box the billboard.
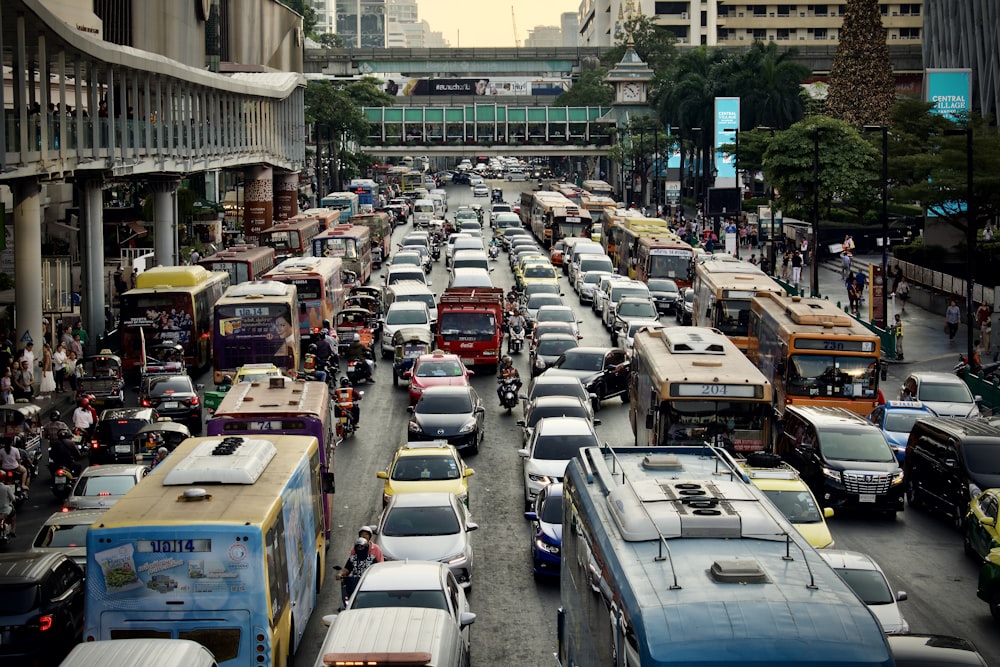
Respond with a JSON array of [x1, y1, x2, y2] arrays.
[[384, 77, 570, 97], [925, 69, 973, 121], [714, 97, 740, 188]]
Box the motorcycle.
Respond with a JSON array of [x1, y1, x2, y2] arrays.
[[335, 391, 364, 439], [498, 377, 520, 414], [954, 355, 1000, 380], [49, 466, 77, 502], [346, 354, 375, 385], [1, 468, 28, 507], [430, 243, 442, 263], [508, 324, 525, 354], [489, 244, 499, 260], [0, 512, 12, 545], [334, 568, 361, 610]]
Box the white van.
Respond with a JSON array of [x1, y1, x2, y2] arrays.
[[386, 281, 439, 324], [59, 639, 218, 667], [430, 193, 447, 218], [413, 199, 435, 228], [430, 188, 448, 212], [315, 607, 470, 667]]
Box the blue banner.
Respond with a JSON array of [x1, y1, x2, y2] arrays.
[[925, 69, 972, 122], [714, 97, 740, 187]]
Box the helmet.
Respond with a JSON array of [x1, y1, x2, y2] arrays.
[[502, 355, 512, 366], [320, 328, 329, 336], [221, 375, 233, 385], [358, 526, 373, 538], [79, 397, 90, 407], [340, 377, 351, 388], [50, 410, 61, 421], [322, 319, 332, 330], [353, 332, 361, 342], [354, 537, 369, 551], [57, 429, 72, 440], [157, 447, 169, 456], [308, 343, 318, 353]]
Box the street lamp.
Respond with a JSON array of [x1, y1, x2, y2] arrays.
[[864, 125, 890, 328], [811, 126, 821, 297], [944, 126, 977, 363]]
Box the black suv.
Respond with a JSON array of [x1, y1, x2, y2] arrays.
[[0, 552, 85, 665], [139, 374, 203, 434], [95, 407, 160, 463], [776, 406, 905, 516]]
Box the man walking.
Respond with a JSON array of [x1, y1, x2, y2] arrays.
[[791, 250, 803, 290]]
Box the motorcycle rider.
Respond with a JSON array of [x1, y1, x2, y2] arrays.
[[344, 332, 375, 382], [0, 477, 16, 537], [352, 526, 384, 561], [0, 438, 29, 494], [506, 309, 527, 354], [49, 429, 82, 478], [334, 537, 383, 606], [497, 355, 522, 405], [303, 344, 327, 384], [43, 410, 70, 445], [72, 397, 96, 441], [336, 377, 363, 429]]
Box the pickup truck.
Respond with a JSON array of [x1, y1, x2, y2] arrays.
[[435, 287, 504, 371]]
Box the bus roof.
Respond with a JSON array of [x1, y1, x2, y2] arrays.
[[219, 280, 296, 299], [633, 327, 771, 401], [267, 256, 343, 276], [261, 217, 320, 232], [753, 291, 873, 332], [565, 444, 893, 665], [212, 377, 329, 417], [135, 265, 216, 289], [199, 245, 275, 263], [92, 434, 318, 527]]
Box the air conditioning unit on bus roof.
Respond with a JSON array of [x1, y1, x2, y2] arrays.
[[163, 436, 277, 486], [660, 328, 727, 354]]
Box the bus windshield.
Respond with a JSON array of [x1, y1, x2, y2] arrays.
[[649, 253, 691, 280], [662, 401, 764, 446], [265, 231, 299, 250], [787, 356, 877, 399], [714, 299, 752, 337], [283, 278, 321, 300]]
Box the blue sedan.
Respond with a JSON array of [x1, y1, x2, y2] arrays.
[[524, 482, 563, 577], [868, 401, 937, 463]]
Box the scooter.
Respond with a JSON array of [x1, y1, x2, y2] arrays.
[[953, 355, 1000, 379], [489, 244, 500, 261], [0, 513, 13, 545], [1, 469, 28, 507], [498, 377, 520, 414], [334, 393, 363, 439], [430, 243, 442, 263], [508, 324, 525, 354], [49, 466, 77, 502], [346, 354, 375, 385]]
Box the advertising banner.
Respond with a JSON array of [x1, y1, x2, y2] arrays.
[[925, 69, 972, 122], [714, 97, 740, 188]]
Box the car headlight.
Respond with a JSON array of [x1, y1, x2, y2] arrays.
[[382, 492, 391, 505], [534, 358, 546, 369], [535, 539, 560, 554], [459, 420, 478, 434], [891, 470, 904, 485], [528, 473, 553, 484], [822, 466, 842, 483], [408, 420, 421, 433], [444, 553, 468, 565]]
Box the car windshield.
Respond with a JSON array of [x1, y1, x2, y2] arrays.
[[819, 428, 895, 462], [528, 295, 562, 310], [533, 432, 597, 460], [525, 285, 561, 297], [147, 377, 192, 396], [393, 255, 421, 266], [583, 273, 607, 285], [524, 266, 556, 279], [0, 584, 40, 615], [391, 455, 461, 481], [34, 522, 92, 548], [963, 443, 1000, 475], [556, 351, 604, 372], [537, 339, 578, 357], [351, 589, 450, 613], [386, 309, 428, 326], [99, 419, 148, 442], [416, 393, 473, 414], [416, 361, 463, 377], [539, 494, 564, 524], [381, 505, 460, 537], [618, 301, 657, 318], [531, 383, 586, 402], [611, 287, 649, 301], [883, 412, 926, 433], [917, 382, 973, 403], [684, 290, 694, 304], [835, 568, 894, 605], [762, 489, 823, 523], [647, 279, 678, 293], [538, 309, 574, 323], [75, 474, 138, 497]]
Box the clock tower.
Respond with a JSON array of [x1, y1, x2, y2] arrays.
[[604, 44, 654, 106]]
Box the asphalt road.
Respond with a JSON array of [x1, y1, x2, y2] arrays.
[[8, 178, 1000, 666]]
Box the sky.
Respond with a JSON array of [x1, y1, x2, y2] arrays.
[[415, 0, 580, 48]]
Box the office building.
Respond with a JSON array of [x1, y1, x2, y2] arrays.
[[525, 25, 564, 48], [336, 0, 387, 47], [923, 0, 1000, 119]]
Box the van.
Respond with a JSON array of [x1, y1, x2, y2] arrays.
[[413, 199, 435, 228], [387, 281, 438, 324], [904, 417, 1000, 528], [314, 607, 469, 667], [567, 243, 607, 284], [775, 406, 905, 515], [430, 188, 448, 212], [451, 249, 490, 273], [59, 639, 218, 667], [430, 194, 446, 219]]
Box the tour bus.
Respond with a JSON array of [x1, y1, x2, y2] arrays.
[[212, 281, 300, 384], [629, 326, 773, 451], [579, 193, 617, 232], [634, 234, 696, 288], [581, 179, 614, 198], [558, 443, 894, 667], [691, 258, 785, 351], [549, 182, 585, 206], [259, 217, 322, 263], [349, 210, 391, 261], [120, 266, 230, 372], [263, 256, 345, 340], [348, 178, 379, 211], [308, 224, 373, 285], [602, 211, 669, 263], [207, 377, 336, 537], [85, 434, 328, 667], [198, 245, 277, 285], [747, 291, 882, 416], [320, 191, 360, 223]]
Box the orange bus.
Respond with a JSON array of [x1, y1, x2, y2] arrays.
[[259, 217, 322, 262]]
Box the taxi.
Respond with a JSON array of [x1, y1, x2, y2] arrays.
[[519, 262, 561, 291], [549, 239, 565, 267], [867, 400, 937, 463], [514, 257, 554, 290], [740, 452, 835, 549], [406, 352, 474, 404], [965, 488, 1000, 562], [376, 440, 475, 507], [234, 363, 285, 384]]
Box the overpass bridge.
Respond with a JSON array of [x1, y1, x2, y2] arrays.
[[2, 0, 305, 353]]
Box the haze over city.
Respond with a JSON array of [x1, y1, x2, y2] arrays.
[[416, 0, 580, 47]]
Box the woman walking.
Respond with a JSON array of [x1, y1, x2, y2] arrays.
[[945, 298, 962, 342], [39, 342, 56, 399], [53, 343, 67, 392], [65, 350, 78, 392]]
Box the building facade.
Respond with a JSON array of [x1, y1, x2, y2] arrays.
[[335, 0, 386, 47], [525, 25, 564, 48], [923, 0, 1000, 119]]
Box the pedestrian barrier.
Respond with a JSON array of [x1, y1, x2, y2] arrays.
[[963, 371, 1000, 416]]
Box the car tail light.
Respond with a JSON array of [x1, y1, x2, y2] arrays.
[[187, 396, 200, 407], [141, 399, 151, 407], [37, 614, 54, 632]]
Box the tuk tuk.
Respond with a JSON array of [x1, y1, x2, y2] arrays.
[[346, 293, 382, 320], [336, 307, 377, 351], [341, 269, 359, 290], [141, 340, 185, 380], [0, 403, 42, 477], [76, 351, 125, 408], [391, 328, 434, 386], [352, 286, 384, 312], [131, 421, 192, 464]]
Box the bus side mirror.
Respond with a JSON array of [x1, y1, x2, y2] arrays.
[[880, 363, 888, 381], [645, 413, 654, 430], [322, 472, 335, 494], [300, 303, 307, 314]]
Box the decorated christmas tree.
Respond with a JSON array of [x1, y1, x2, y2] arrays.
[[826, 0, 896, 126]]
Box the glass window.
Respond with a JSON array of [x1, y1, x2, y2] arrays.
[[34, 522, 92, 548], [416, 392, 473, 414], [391, 455, 460, 481], [352, 589, 449, 612], [382, 505, 461, 537], [917, 382, 973, 403], [883, 411, 925, 433], [0, 584, 40, 614], [533, 432, 598, 460], [539, 494, 564, 523], [75, 474, 139, 496], [835, 568, 893, 605], [785, 355, 877, 399], [763, 489, 822, 523], [818, 428, 895, 463]]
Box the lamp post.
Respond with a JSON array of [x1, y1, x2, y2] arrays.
[[811, 126, 821, 297], [653, 123, 660, 214], [637, 125, 647, 209], [864, 125, 890, 328], [945, 127, 977, 363]]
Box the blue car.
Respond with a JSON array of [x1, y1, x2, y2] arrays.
[[868, 400, 937, 463], [524, 482, 563, 577]]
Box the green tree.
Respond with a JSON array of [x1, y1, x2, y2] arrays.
[[305, 81, 371, 192], [826, 0, 895, 125], [601, 14, 676, 74], [283, 0, 317, 37], [724, 41, 810, 130], [555, 68, 614, 107], [608, 117, 668, 205], [342, 77, 396, 108], [317, 33, 344, 49]]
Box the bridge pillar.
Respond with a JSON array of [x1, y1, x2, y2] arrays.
[[12, 179, 43, 358], [274, 172, 299, 222], [81, 179, 107, 349], [151, 178, 180, 267], [243, 165, 273, 244]]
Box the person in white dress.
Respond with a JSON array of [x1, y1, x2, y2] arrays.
[[39, 342, 56, 398]]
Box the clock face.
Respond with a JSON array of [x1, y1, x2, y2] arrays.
[[622, 82, 642, 102]]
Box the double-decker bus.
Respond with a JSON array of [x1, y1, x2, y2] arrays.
[[259, 217, 322, 262], [634, 234, 695, 288], [263, 257, 345, 339], [120, 266, 230, 372], [349, 210, 391, 261], [748, 291, 882, 416], [85, 434, 329, 667], [348, 178, 379, 212], [615, 224, 684, 280], [198, 245, 277, 285], [212, 281, 299, 384], [308, 224, 373, 284], [629, 326, 773, 451], [558, 443, 894, 667], [207, 377, 336, 537], [320, 191, 359, 223], [692, 258, 785, 351], [602, 211, 668, 265], [581, 179, 614, 197]]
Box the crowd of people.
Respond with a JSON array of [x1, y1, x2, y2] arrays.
[[0, 320, 90, 405]]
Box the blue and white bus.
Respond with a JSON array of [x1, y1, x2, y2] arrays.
[[85, 435, 328, 667], [320, 191, 359, 223], [558, 444, 894, 667], [348, 179, 379, 212]]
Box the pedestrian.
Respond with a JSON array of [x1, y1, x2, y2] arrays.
[[1, 367, 12, 405], [945, 298, 961, 342], [843, 234, 855, 254], [12, 358, 34, 401], [68, 334, 83, 360], [891, 265, 903, 295], [188, 249, 201, 265], [39, 342, 55, 399], [791, 250, 803, 289], [65, 351, 78, 392], [19, 342, 35, 369], [72, 320, 88, 347], [848, 280, 861, 315], [976, 302, 992, 356], [854, 270, 868, 304], [892, 314, 904, 361], [131, 267, 138, 289], [52, 343, 67, 392], [781, 251, 790, 280], [896, 276, 910, 312]]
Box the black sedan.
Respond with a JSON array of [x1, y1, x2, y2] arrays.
[[529, 333, 579, 377], [647, 278, 681, 314], [138, 374, 203, 434], [408, 386, 486, 455], [541, 347, 631, 408], [517, 395, 597, 446]]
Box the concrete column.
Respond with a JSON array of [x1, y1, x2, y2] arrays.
[[243, 165, 273, 244], [274, 172, 299, 222], [12, 179, 42, 357], [82, 179, 106, 349], [150, 178, 179, 267]]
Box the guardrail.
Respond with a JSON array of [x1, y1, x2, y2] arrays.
[[962, 371, 1000, 416]]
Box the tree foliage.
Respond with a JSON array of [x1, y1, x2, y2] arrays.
[[282, 0, 318, 38], [555, 68, 614, 107], [722, 41, 810, 130], [608, 116, 669, 204], [825, 0, 895, 125], [601, 14, 676, 73]]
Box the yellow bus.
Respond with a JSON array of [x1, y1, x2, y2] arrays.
[[615, 223, 684, 280], [692, 258, 785, 352], [629, 326, 773, 451], [602, 211, 669, 266], [634, 234, 695, 288], [84, 434, 329, 667], [581, 179, 614, 197], [259, 217, 322, 263], [527, 191, 576, 248], [579, 193, 617, 233], [747, 291, 882, 416]]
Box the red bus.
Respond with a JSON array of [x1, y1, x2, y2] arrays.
[[197, 245, 276, 285]]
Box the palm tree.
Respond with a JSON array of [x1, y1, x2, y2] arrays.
[[725, 41, 809, 130]]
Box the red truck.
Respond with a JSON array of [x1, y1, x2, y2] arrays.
[[435, 287, 505, 370]]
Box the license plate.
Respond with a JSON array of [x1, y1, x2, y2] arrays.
[[461, 358, 474, 365], [859, 493, 876, 503], [54, 476, 67, 486], [115, 445, 132, 454], [163, 401, 179, 409]]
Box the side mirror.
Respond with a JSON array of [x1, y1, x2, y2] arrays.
[[459, 611, 477, 628], [195, 383, 205, 391], [403, 371, 412, 379], [406, 405, 414, 413], [376, 471, 388, 479], [517, 448, 529, 457], [823, 507, 834, 519], [322, 472, 336, 494], [465, 468, 475, 477], [518, 393, 528, 400], [896, 591, 908, 602], [474, 406, 486, 415], [524, 511, 538, 521], [593, 418, 602, 426], [466, 522, 479, 532], [516, 419, 526, 426]]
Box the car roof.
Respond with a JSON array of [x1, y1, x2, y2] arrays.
[[39, 509, 107, 527], [398, 440, 457, 456], [528, 395, 588, 410], [80, 463, 149, 477], [0, 551, 74, 581], [535, 416, 596, 435], [389, 491, 460, 508], [387, 301, 429, 310], [907, 371, 967, 384], [565, 346, 615, 355], [886, 634, 988, 666], [419, 385, 474, 397], [818, 549, 880, 571], [536, 305, 574, 313], [99, 407, 156, 420], [357, 561, 449, 591]]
